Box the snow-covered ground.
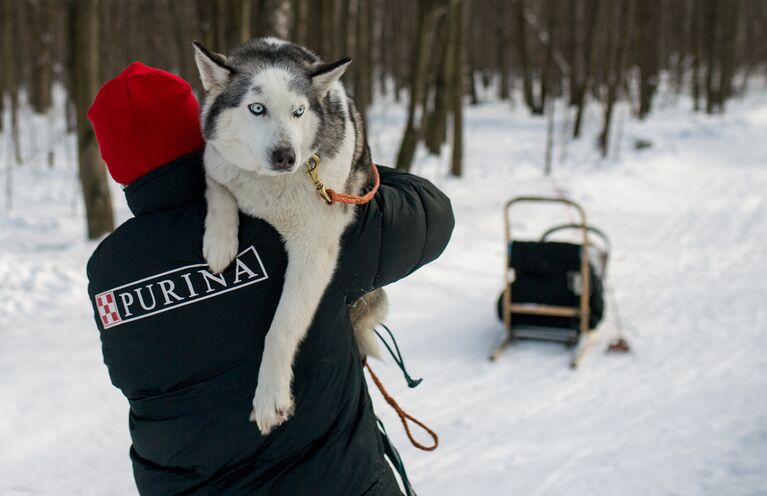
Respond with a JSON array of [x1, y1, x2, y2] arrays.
[[1, 89, 766, 495]]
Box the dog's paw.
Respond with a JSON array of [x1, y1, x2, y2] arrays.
[[250, 385, 295, 435], [203, 229, 238, 274]]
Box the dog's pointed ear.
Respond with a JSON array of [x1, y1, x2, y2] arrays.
[[193, 41, 233, 93], [309, 58, 352, 97]]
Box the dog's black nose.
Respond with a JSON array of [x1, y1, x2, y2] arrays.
[[270, 147, 296, 170]]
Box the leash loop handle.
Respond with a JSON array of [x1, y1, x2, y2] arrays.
[[365, 363, 439, 452]]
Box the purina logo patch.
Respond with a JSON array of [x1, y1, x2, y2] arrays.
[[94, 246, 269, 329]]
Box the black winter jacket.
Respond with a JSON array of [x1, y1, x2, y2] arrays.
[[86, 152, 454, 495]]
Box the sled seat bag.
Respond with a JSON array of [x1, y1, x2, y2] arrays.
[[496, 241, 604, 331]]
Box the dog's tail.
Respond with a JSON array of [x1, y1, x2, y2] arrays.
[[355, 325, 382, 360]]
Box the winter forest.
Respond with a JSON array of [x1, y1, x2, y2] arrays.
[[2, 1, 767, 495], [3, 0, 766, 237]]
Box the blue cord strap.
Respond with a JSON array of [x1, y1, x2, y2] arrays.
[[375, 324, 423, 388]]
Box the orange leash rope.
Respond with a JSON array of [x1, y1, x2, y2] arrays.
[[327, 162, 380, 205], [306, 155, 437, 450], [305, 154, 380, 206], [365, 362, 439, 452]]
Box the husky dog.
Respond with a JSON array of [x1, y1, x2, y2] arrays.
[[193, 38, 386, 434]]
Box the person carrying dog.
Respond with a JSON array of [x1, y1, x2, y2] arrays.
[[86, 62, 453, 495]]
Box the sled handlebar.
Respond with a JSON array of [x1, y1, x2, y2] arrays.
[[503, 196, 589, 246], [541, 223, 611, 255]]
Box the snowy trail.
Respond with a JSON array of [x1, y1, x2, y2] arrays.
[[2, 93, 767, 495], [369, 102, 767, 495]]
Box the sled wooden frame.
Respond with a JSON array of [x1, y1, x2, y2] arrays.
[[489, 196, 597, 368]]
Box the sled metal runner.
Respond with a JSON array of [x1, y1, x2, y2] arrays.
[[490, 196, 610, 368]]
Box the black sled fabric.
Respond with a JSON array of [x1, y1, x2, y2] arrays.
[[86, 152, 454, 495], [496, 241, 604, 333]]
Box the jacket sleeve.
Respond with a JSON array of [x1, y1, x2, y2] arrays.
[[336, 165, 454, 299]]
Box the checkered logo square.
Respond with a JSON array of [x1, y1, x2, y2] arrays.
[[95, 291, 122, 329]]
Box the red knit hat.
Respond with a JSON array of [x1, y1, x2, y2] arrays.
[[87, 62, 205, 185]]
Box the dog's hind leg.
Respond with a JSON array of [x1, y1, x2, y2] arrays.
[[348, 288, 387, 360], [250, 234, 342, 434]]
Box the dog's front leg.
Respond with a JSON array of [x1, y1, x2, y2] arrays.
[[250, 236, 340, 434], [203, 176, 240, 274]]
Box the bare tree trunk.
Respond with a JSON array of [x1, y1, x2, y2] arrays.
[[566, 0, 580, 103], [514, 0, 536, 112], [466, 2, 480, 105], [703, 0, 719, 114], [353, 0, 372, 117], [366, 0, 376, 104], [572, 0, 601, 138], [637, 0, 659, 118], [377, 0, 391, 97], [239, 0, 252, 42], [30, 0, 54, 114], [392, 0, 411, 102], [538, 0, 559, 116], [424, 16, 450, 154], [417, 9, 445, 144], [255, 0, 279, 37], [197, 0, 214, 49], [395, 0, 439, 171], [293, 0, 309, 46], [320, 0, 336, 58], [450, 0, 466, 177], [497, 0, 511, 100], [598, 0, 618, 156], [339, 0, 352, 57], [214, 0, 227, 51], [170, 0, 197, 92], [73, 0, 114, 239], [305, 0, 323, 51], [2, 0, 12, 208], [3, 0, 21, 165], [598, 0, 634, 157], [63, 0, 78, 134], [1, 0, 9, 135], [691, 0, 702, 111], [717, 0, 741, 111], [0, 8, 4, 136]]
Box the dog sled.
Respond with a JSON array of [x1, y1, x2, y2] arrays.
[[490, 196, 612, 368]]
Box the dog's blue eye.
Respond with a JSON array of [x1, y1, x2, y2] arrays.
[[293, 105, 305, 118], [248, 103, 266, 116]]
